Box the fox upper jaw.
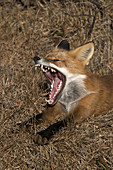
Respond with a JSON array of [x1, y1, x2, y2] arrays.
[[34, 58, 77, 78]]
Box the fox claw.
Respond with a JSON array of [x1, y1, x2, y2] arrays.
[[33, 134, 48, 145]]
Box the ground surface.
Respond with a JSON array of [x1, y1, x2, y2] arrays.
[[0, 0, 113, 169]]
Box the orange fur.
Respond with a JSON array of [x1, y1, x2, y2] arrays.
[[33, 41, 113, 144]]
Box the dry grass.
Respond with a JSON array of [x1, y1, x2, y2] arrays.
[[0, 0, 113, 169]]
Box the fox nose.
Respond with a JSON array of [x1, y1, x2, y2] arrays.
[[33, 56, 40, 64]]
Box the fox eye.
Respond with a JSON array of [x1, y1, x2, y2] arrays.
[[53, 59, 60, 62]]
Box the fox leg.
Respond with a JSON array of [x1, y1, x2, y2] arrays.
[[33, 100, 91, 145], [33, 102, 67, 145], [34, 104, 90, 145], [18, 102, 64, 127], [33, 119, 67, 145]]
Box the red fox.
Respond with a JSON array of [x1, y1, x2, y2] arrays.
[[32, 40, 113, 145]]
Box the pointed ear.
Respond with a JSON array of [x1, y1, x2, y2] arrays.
[[70, 42, 94, 66], [57, 40, 70, 51]]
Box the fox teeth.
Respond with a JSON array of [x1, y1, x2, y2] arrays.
[[51, 68, 56, 72], [51, 80, 54, 89], [59, 81, 62, 88], [52, 81, 62, 98], [45, 66, 49, 71], [57, 81, 62, 91], [45, 99, 49, 103], [43, 69, 47, 73], [40, 65, 56, 73], [41, 65, 43, 70], [43, 69, 47, 72], [35, 67, 38, 70], [40, 65, 47, 72]]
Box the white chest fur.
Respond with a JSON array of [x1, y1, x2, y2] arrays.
[[59, 74, 90, 113]]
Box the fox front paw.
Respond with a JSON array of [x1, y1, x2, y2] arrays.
[[33, 134, 48, 145]]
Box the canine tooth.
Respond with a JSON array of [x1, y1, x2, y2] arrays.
[[51, 84, 53, 89], [51, 81, 54, 89], [51, 69, 53, 72], [41, 65, 43, 70], [45, 66, 48, 70], [58, 81, 62, 89], [50, 86, 53, 91], [45, 99, 49, 103], [35, 67, 38, 70], [43, 69, 46, 72]]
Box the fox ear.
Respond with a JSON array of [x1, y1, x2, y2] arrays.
[[70, 42, 94, 65], [57, 40, 70, 51]]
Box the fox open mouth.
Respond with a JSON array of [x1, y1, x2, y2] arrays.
[[38, 64, 66, 105]]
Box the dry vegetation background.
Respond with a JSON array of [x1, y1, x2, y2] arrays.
[[0, 0, 113, 169]]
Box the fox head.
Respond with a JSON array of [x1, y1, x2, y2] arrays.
[[33, 40, 94, 106]]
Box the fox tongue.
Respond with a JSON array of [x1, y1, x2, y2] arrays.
[[44, 70, 64, 104], [49, 77, 61, 104]]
